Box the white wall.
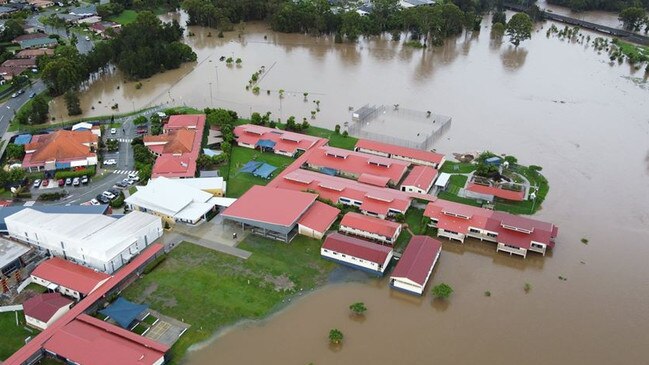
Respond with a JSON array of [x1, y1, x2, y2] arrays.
[[437, 229, 465, 243], [26, 303, 71, 330], [298, 225, 324, 240], [321, 247, 392, 274], [30, 275, 81, 300]]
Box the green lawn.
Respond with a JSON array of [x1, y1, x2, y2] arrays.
[[0, 311, 36, 361], [493, 165, 549, 215], [446, 174, 468, 194], [437, 191, 483, 207], [394, 230, 412, 251], [220, 146, 294, 197], [110, 10, 138, 25], [404, 208, 425, 235], [142, 314, 158, 325], [23, 283, 46, 293], [439, 161, 476, 174], [121, 237, 334, 365], [131, 323, 149, 335]]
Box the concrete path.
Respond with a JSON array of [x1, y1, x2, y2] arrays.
[[162, 232, 252, 260]]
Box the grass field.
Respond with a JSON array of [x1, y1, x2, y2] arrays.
[[110, 10, 138, 25], [219, 146, 294, 197], [446, 174, 468, 194], [121, 237, 334, 364], [439, 161, 476, 174], [0, 311, 36, 361]]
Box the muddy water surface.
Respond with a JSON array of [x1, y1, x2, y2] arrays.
[[56, 15, 649, 364]]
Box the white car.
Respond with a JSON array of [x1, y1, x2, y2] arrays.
[[104, 159, 117, 166], [102, 191, 116, 200], [128, 172, 139, 181], [89, 199, 100, 206], [32, 179, 41, 188], [110, 128, 117, 134], [85, 36, 90, 41]]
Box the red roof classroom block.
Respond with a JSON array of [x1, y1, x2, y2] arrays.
[[354, 139, 445, 167], [234, 124, 320, 156], [31, 257, 111, 297], [304, 146, 409, 186], [322, 232, 393, 266], [23, 293, 73, 324], [43, 314, 169, 365], [298, 201, 340, 234], [390, 236, 442, 295], [357, 173, 391, 187], [400, 165, 438, 193], [465, 183, 525, 201], [340, 212, 401, 240], [222, 185, 317, 227]]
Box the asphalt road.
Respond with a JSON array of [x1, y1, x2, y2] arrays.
[[0, 80, 47, 137]]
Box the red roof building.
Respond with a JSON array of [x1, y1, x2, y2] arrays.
[[390, 236, 442, 295], [321, 232, 393, 275], [304, 146, 409, 187], [221, 185, 318, 242], [144, 114, 205, 179], [22, 130, 98, 171], [23, 293, 73, 330], [2, 58, 37, 69], [31, 257, 111, 300], [354, 139, 446, 168], [339, 212, 402, 245], [465, 182, 525, 201], [272, 169, 412, 219], [43, 314, 169, 365], [423, 199, 558, 258], [297, 201, 340, 239], [400, 165, 438, 194], [234, 124, 320, 157], [15, 48, 54, 59]]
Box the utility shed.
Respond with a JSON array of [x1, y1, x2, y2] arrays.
[[389, 235, 442, 295]]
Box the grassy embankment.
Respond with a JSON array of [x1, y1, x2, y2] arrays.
[[0, 311, 37, 361], [121, 239, 334, 365]]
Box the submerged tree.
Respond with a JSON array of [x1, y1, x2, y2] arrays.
[[506, 13, 533, 47], [64, 90, 82, 116], [329, 329, 344, 344], [349, 302, 367, 315], [431, 283, 453, 299]]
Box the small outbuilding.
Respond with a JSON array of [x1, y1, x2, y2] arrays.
[[321, 233, 393, 276], [389, 235, 442, 295], [23, 293, 74, 330], [297, 201, 340, 239]]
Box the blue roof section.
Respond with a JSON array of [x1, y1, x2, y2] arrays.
[[319, 167, 337, 176], [255, 139, 276, 149], [238, 161, 262, 174], [0, 205, 110, 232], [14, 134, 32, 145], [99, 297, 148, 329], [253, 163, 277, 179], [485, 157, 502, 165]]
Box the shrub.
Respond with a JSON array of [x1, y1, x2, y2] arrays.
[[349, 302, 367, 315], [431, 283, 453, 299], [328, 329, 343, 344], [55, 167, 95, 179], [37, 191, 67, 201], [110, 192, 125, 208]]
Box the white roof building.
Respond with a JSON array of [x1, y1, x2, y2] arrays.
[[5, 210, 163, 273], [169, 177, 227, 195], [125, 177, 223, 225]]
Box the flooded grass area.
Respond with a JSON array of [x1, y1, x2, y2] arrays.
[[219, 146, 294, 197], [121, 238, 334, 364]]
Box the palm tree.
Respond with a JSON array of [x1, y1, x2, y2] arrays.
[[329, 329, 343, 344]]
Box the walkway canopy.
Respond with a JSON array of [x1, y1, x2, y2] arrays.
[[99, 297, 148, 329], [253, 163, 277, 179], [238, 161, 262, 174]]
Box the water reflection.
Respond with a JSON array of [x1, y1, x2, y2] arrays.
[[500, 45, 528, 71]]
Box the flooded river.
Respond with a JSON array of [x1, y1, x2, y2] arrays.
[[61, 13, 649, 364]]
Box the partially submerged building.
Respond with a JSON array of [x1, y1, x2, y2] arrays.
[[423, 199, 558, 258], [321, 232, 393, 275], [234, 124, 320, 157], [30, 257, 111, 300], [339, 212, 401, 245], [6, 210, 163, 273], [389, 235, 442, 295]]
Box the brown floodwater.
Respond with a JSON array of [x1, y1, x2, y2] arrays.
[[56, 13, 649, 364], [536, 0, 640, 30]]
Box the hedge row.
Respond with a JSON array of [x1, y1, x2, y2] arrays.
[[55, 167, 96, 180]]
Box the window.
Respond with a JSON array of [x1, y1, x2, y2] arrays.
[[469, 228, 480, 234]]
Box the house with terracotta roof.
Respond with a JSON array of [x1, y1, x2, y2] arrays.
[[354, 139, 446, 168], [15, 48, 54, 59], [22, 130, 98, 172], [221, 185, 319, 242], [23, 293, 73, 330], [89, 21, 121, 38], [304, 146, 409, 187], [321, 232, 393, 275], [234, 124, 320, 157], [272, 169, 412, 219], [42, 314, 169, 365], [297, 201, 340, 239], [339, 212, 401, 245], [2, 58, 37, 70], [423, 199, 558, 258], [390, 236, 442, 295], [144, 114, 205, 179], [30, 257, 111, 300], [400, 165, 438, 194]]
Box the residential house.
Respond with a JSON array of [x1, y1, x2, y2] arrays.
[[15, 48, 54, 59]]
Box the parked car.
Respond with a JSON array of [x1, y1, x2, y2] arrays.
[[110, 128, 117, 134], [72, 177, 80, 186], [115, 182, 128, 189], [29, 92, 36, 98], [108, 188, 121, 197], [41, 179, 49, 187], [65, 178, 72, 186], [123, 178, 134, 186], [81, 175, 89, 184], [85, 36, 90, 41], [128, 173, 139, 181], [89, 199, 100, 206], [102, 191, 116, 200], [32, 179, 41, 188], [95, 194, 110, 204], [58, 179, 65, 187], [103, 159, 117, 166]]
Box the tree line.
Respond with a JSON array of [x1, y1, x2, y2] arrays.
[[546, 0, 649, 12]]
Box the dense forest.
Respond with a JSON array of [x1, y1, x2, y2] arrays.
[[546, 0, 649, 11]]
